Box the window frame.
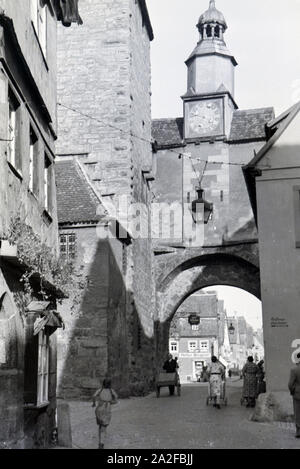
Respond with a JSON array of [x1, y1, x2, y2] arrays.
[[44, 152, 53, 215], [59, 232, 77, 261], [199, 340, 209, 352], [29, 125, 39, 197], [37, 329, 49, 406], [188, 340, 197, 352], [169, 341, 178, 353]]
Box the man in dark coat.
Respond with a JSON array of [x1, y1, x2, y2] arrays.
[[163, 353, 179, 396], [288, 352, 300, 438]]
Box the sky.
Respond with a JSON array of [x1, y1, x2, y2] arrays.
[[146, 0, 300, 118], [203, 286, 262, 331]]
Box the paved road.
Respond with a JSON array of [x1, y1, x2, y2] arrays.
[[67, 380, 299, 449]]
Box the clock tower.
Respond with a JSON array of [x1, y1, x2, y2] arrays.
[[183, 0, 238, 141]]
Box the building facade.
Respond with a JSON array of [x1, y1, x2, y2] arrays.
[[244, 102, 300, 401], [55, 0, 157, 397], [169, 293, 221, 382], [0, 0, 81, 449]]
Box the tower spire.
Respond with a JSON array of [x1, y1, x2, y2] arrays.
[[197, 0, 227, 40]]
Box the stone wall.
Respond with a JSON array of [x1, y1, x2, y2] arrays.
[[56, 0, 156, 396], [57, 228, 131, 398]]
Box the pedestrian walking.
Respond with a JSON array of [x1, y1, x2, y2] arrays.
[[92, 378, 118, 449], [288, 352, 300, 438], [163, 353, 179, 396], [256, 360, 266, 397], [242, 356, 258, 407], [207, 356, 225, 409]]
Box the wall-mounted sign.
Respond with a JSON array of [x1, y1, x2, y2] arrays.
[[179, 352, 211, 359], [270, 317, 288, 328], [188, 314, 200, 325]]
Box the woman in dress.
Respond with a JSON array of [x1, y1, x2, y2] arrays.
[[242, 356, 259, 407], [207, 356, 225, 409]]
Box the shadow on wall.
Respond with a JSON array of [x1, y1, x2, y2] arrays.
[[57, 236, 156, 400]]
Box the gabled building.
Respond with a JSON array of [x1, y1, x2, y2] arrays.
[[0, 0, 82, 449], [55, 158, 135, 398], [169, 293, 221, 382]]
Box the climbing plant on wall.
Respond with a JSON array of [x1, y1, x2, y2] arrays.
[[3, 215, 77, 303]]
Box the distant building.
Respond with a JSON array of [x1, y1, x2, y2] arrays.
[[218, 301, 231, 368], [170, 294, 220, 382]]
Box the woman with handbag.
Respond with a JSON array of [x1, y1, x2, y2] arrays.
[[92, 378, 118, 449]]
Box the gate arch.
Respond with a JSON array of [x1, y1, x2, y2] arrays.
[[155, 253, 260, 365]]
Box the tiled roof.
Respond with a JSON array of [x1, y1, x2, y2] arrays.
[[152, 118, 184, 148], [228, 107, 275, 142], [152, 107, 275, 147], [177, 294, 218, 318], [55, 160, 100, 224], [179, 317, 219, 337]]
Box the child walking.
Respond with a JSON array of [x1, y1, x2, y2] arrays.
[[92, 378, 118, 449]]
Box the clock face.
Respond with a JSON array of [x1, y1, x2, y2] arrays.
[[186, 99, 223, 138]]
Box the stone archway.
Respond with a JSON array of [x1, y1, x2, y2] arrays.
[[155, 253, 260, 368]]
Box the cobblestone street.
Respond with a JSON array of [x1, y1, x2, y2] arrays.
[[66, 380, 299, 450]]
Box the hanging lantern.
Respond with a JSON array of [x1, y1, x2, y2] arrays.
[[191, 187, 213, 224]]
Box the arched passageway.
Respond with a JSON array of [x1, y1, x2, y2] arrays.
[[155, 253, 260, 368], [168, 285, 263, 383]]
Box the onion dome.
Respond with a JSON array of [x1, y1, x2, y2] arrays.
[[197, 0, 227, 32]]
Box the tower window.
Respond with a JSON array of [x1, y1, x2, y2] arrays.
[[206, 25, 212, 38], [215, 26, 220, 38]]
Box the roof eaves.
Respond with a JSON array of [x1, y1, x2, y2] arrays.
[[138, 0, 154, 41], [244, 101, 300, 170]]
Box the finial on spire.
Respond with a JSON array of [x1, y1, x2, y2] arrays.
[[197, 0, 228, 37]]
